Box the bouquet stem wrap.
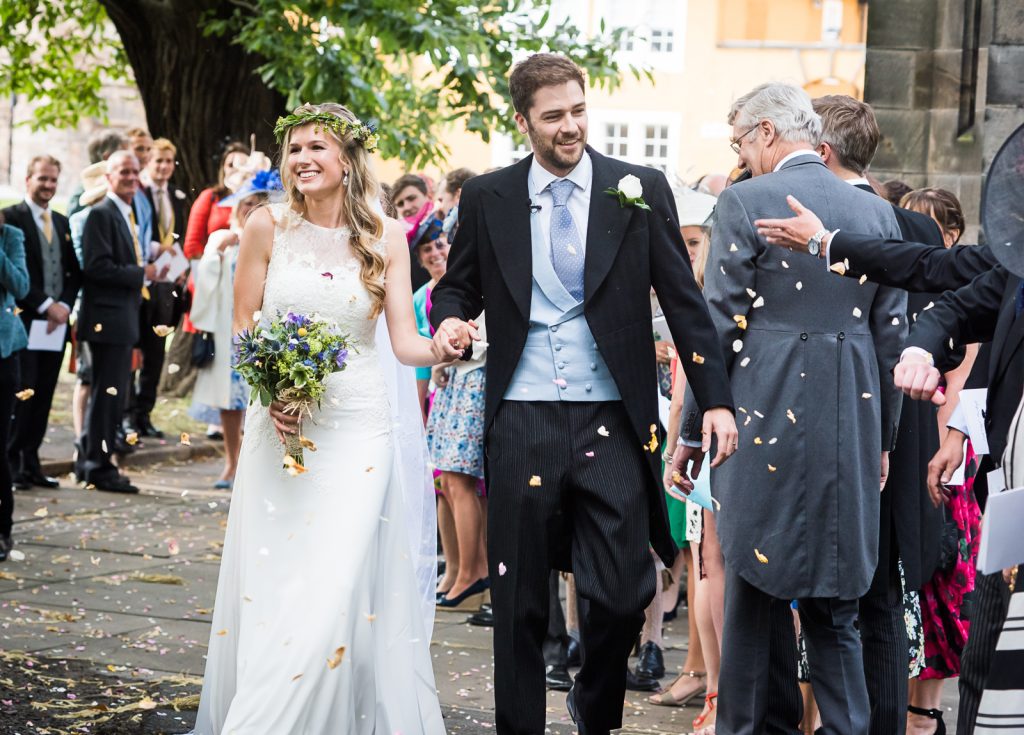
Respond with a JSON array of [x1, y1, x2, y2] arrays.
[[285, 431, 305, 466], [281, 393, 312, 467]]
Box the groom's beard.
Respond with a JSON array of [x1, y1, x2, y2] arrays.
[[529, 128, 585, 173]]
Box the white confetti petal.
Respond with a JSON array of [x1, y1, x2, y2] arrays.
[[732, 339, 743, 353], [740, 356, 751, 367], [752, 296, 765, 308], [852, 307, 862, 318], [795, 281, 803, 290]]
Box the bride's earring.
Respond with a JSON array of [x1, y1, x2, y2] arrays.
[[343, 170, 350, 186]]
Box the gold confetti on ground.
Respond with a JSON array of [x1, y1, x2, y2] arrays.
[[152, 325, 174, 337], [755, 548, 769, 563], [528, 475, 542, 487], [691, 352, 705, 364], [131, 572, 186, 585], [180, 432, 191, 446], [15, 388, 34, 401], [733, 315, 747, 330], [327, 646, 346, 669], [32, 507, 48, 518]]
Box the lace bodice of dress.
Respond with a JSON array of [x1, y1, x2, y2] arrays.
[[248, 203, 390, 449]]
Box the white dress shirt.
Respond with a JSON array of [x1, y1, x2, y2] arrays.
[[529, 151, 593, 254]]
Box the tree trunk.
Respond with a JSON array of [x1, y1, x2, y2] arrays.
[[99, 0, 286, 199]]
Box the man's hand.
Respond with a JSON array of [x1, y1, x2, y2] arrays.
[[927, 429, 965, 507], [269, 400, 301, 444], [654, 340, 674, 366], [880, 450, 890, 492], [432, 317, 479, 363], [44, 302, 70, 334], [144, 263, 159, 281], [754, 196, 826, 254], [894, 353, 946, 405], [703, 407, 739, 468]]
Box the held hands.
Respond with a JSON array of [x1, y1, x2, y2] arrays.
[[431, 317, 480, 363], [754, 196, 826, 254], [893, 353, 946, 405], [927, 429, 965, 507], [667, 407, 739, 501]]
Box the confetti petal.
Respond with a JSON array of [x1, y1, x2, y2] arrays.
[[795, 281, 803, 290], [33, 507, 48, 518], [321, 272, 334, 279], [829, 261, 847, 276], [755, 548, 769, 563], [93, 323, 103, 332], [691, 352, 705, 365], [891, 317, 900, 326], [740, 356, 751, 367], [781, 260, 790, 269], [852, 307, 862, 318], [498, 562, 507, 576], [552, 378, 567, 388], [585, 451, 595, 458], [14, 388, 34, 401], [105, 386, 118, 396], [528, 475, 542, 487], [597, 425, 610, 437], [858, 274, 868, 285], [152, 325, 174, 337], [746, 288, 757, 299], [125, 432, 139, 446], [732, 339, 743, 353], [729, 243, 738, 252], [733, 314, 748, 330], [8, 549, 25, 561], [752, 296, 765, 308], [754, 437, 762, 445], [167, 363, 181, 374], [180, 432, 191, 446], [767, 464, 777, 472], [861, 392, 872, 399]]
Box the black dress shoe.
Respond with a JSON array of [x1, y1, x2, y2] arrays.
[[90, 475, 139, 494], [625, 666, 661, 692], [0, 534, 12, 562], [567, 636, 582, 667], [137, 415, 164, 439], [566, 686, 610, 735], [466, 604, 494, 627], [545, 664, 573, 691], [635, 641, 665, 679], [24, 471, 59, 489]]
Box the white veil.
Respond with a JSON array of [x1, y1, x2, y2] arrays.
[[374, 316, 437, 634]]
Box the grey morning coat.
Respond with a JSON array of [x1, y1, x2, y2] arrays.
[[682, 154, 908, 601]]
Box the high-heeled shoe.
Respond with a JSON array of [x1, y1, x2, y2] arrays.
[[648, 670, 706, 707], [436, 578, 489, 611], [693, 692, 717, 730], [908, 705, 946, 735]]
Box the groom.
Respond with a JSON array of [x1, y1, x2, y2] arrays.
[[431, 53, 737, 735]]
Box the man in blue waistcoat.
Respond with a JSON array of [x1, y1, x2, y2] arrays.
[[430, 53, 738, 735]]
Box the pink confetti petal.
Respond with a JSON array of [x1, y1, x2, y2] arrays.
[[585, 451, 595, 457], [321, 272, 334, 279], [498, 562, 507, 576]]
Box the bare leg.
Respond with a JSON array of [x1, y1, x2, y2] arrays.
[[641, 550, 665, 647], [683, 548, 705, 673], [907, 678, 944, 734], [72, 381, 89, 437], [566, 573, 579, 639], [692, 510, 726, 730], [436, 483, 459, 594], [444, 470, 488, 599], [219, 409, 243, 482], [661, 544, 687, 612]]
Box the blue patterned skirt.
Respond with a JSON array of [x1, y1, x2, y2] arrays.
[[426, 367, 485, 479]]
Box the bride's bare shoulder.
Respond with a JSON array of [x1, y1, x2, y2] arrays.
[[240, 205, 277, 258]]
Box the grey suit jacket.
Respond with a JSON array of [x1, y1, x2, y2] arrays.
[[682, 154, 907, 600]]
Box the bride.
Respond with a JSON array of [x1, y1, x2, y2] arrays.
[[191, 103, 458, 734]]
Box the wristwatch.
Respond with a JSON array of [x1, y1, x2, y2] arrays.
[[807, 229, 829, 257]]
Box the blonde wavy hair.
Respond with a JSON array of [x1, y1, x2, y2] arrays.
[[279, 102, 387, 317]]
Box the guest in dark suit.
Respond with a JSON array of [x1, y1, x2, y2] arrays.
[[126, 137, 189, 438], [2, 155, 82, 489], [814, 95, 946, 735], [678, 84, 907, 735], [79, 151, 168, 493], [430, 54, 737, 735]]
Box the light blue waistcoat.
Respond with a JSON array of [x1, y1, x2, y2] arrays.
[[503, 211, 619, 402]]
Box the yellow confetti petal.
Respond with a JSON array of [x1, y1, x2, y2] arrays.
[[180, 432, 191, 446], [327, 646, 346, 669], [649, 424, 657, 433], [33, 507, 48, 518], [767, 464, 777, 472], [671, 470, 684, 484], [15, 388, 34, 401], [829, 262, 847, 276], [299, 436, 318, 451], [93, 323, 103, 332], [529, 475, 542, 487], [753, 437, 762, 445], [733, 314, 747, 330], [691, 352, 705, 365], [858, 274, 868, 285], [152, 325, 174, 337], [138, 699, 158, 710], [755, 548, 769, 563], [125, 432, 139, 446], [216, 629, 228, 636]]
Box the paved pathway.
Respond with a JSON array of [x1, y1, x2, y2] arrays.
[[0, 456, 961, 734]]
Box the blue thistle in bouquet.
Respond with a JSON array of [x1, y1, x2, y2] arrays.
[[234, 311, 353, 470]]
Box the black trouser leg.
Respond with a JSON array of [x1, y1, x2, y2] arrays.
[[82, 343, 132, 482], [133, 321, 165, 417], [0, 354, 20, 537], [799, 596, 870, 735], [859, 565, 908, 735], [957, 571, 1012, 735], [7, 347, 63, 474], [543, 570, 569, 668]]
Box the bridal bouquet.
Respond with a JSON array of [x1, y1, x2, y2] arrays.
[[234, 312, 352, 470]]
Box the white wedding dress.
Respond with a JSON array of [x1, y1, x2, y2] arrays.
[[192, 204, 445, 734]]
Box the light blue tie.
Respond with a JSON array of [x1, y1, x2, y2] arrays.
[[547, 179, 585, 302]]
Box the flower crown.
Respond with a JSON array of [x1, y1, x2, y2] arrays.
[[273, 110, 380, 153]]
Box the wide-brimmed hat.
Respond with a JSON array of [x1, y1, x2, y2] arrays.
[[674, 187, 717, 228], [223, 150, 274, 194], [79, 162, 109, 207], [218, 169, 285, 208]]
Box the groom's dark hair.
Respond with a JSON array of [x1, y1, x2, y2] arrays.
[[509, 54, 586, 117]]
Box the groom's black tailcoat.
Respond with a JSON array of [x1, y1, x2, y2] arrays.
[[431, 148, 733, 733], [431, 149, 733, 564]]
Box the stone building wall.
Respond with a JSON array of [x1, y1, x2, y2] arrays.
[[864, 0, 1024, 240]]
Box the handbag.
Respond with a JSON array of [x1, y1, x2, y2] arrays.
[[191, 331, 215, 368]]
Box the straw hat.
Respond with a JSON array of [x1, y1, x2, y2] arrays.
[[79, 162, 109, 207], [673, 187, 717, 228]]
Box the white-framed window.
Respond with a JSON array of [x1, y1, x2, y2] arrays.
[[643, 124, 671, 170], [604, 123, 629, 157], [592, 0, 687, 70]]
